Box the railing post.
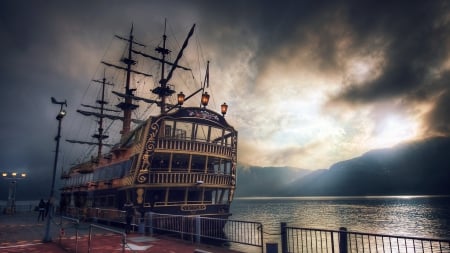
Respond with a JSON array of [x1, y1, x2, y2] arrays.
[[281, 222, 288, 253], [88, 224, 92, 253], [149, 212, 153, 236], [195, 215, 201, 244], [339, 227, 348, 253]]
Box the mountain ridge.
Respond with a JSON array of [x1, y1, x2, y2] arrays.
[[235, 136, 450, 197]]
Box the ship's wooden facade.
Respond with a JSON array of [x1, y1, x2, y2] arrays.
[[61, 107, 237, 218]]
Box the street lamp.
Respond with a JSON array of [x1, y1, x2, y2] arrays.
[[43, 97, 67, 242], [2, 172, 26, 214]]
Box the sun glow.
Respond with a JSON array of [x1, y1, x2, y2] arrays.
[[372, 115, 418, 148]]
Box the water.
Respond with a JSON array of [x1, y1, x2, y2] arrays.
[[229, 195, 450, 252]]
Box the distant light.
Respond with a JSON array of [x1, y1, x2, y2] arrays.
[[21, 173, 26, 177], [2, 172, 7, 177], [11, 172, 17, 177]]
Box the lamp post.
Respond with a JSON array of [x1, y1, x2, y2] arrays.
[[2, 172, 26, 214], [43, 97, 67, 242]]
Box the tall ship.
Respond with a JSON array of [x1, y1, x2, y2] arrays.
[[60, 22, 237, 220]]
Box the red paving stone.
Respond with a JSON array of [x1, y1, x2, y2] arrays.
[[1, 234, 243, 253], [0, 213, 245, 253]]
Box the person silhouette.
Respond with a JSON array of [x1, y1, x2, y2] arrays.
[[37, 199, 45, 222], [124, 201, 134, 234]]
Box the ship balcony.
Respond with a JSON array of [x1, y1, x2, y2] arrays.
[[156, 139, 234, 157], [143, 172, 235, 187]]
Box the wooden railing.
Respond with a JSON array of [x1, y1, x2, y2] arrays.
[[147, 172, 234, 186], [156, 139, 233, 157]]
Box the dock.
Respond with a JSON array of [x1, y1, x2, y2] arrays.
[[0, 212, 243, 253]]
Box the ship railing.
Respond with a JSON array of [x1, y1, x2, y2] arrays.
[[281, 223, 450, 253], [142, 212, 264, 252], [156, 139, 233, 157], [149, 172, 233, 186], [154, 201, 214, 206]]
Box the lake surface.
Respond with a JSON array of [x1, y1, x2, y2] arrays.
[[228, 195, 450, 251]]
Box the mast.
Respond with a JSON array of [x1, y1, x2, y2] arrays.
[[91, 75, 110, 159], [116, 25, 139, 135], [153, 20, 172, 113], [66, 74, 115, 160], [152, 22, 196, 114]]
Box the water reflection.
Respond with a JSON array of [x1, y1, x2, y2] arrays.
[[229, 196, 450, 252]]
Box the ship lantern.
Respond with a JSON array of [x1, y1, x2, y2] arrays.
[[201, 92, 210, 107], [221, 102, 228, 116], [177, 92, 185, 105]]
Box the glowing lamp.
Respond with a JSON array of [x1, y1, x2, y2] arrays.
[[12, 172, 17, 177], [177, 92, 185, 105], [2, 172, 7, 177], [21, 173, 26, 177], [201, 92, 210, 107], [56, 110, 66, 120], [221, 102, 228, 116]]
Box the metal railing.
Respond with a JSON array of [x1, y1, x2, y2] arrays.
[[281, 223, 450, 253], [67, 209, 264, 252], [145, 212, 264, 251], [88, 224, 126, 253], [62, 207, 450, 253], [58, 216, 80, 253]]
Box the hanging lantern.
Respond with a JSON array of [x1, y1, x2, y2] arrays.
[[221, 102, 228, 116], [201, 92, 210, 107], [177, 92, 185, 105]]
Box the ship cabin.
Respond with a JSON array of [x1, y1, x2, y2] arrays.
[[61, 106, 237, 218]]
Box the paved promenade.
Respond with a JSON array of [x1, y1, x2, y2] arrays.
[[0, 212, 243, 253]]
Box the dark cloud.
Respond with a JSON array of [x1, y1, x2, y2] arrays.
[[324, 1, 450, 136], [1, 0, 450, 199]]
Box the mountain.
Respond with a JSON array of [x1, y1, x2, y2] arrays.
[[234, 165, 311, 197], [236, 136, 450, 196]]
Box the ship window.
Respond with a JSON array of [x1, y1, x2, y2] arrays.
[[174, 122, 192, 140], [203, 190, 213, 204], [175, 129, 186, 139], [168, 189, 184, 204], [195, 124, 209, 142], [210, 127, 223, 144], [187, 188, 202, 203], [161, 120, 175, 138], [107, 195, 115, 207], [151, 153, 170, 171], [172, 154, 189, 171], [214, 189, 229, 204], [223, 130, 233, 146], [221, 189, 230, 204], [191, 155, 206, 172], [165, 125, 172, 137], [213, 159, 227, 174], [144, 190, 163, 206], [224, 160, 231, 175]]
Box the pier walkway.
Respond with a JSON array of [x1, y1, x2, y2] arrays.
[[0, 212, 242, 253]]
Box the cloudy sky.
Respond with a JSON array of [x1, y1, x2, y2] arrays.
[[1, 0, 450, 197]]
